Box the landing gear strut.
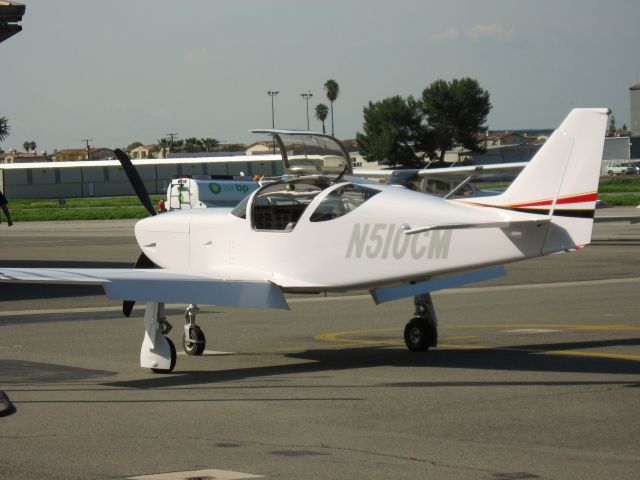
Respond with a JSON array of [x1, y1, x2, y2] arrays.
[[183, 304, 206, 356], [140, 302, 177, 373], [404, 293, 438, 352]]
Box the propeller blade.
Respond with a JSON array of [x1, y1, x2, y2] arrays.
[[0, 189, 12, 226], [123, 252, 158, 318], [114, 148, 157, 217]]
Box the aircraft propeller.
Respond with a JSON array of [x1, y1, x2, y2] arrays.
[[114, 148, 159, 317], [114, 148, 157, 217]]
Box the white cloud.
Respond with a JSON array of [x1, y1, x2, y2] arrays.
[[432, 23, 516, 42], [466, 24, 516, 41], [432, 27, 461, 41]]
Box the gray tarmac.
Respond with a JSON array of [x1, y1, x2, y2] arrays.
[[1, 211, 640, 479]]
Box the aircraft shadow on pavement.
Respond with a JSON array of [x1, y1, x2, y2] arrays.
[[105, 337, 640, 390]]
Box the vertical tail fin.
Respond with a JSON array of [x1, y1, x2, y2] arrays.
[[475, 108, 609, 251]]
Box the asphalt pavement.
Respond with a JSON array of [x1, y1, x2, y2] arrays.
[[0, 213, 639, 479]]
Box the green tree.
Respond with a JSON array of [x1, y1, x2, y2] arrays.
[[23, 141, 36, 153], [172, 139, 185, 151], [0, 116, 10, 142], [324, 79, 340, 136], [200, 137, 219, 152], [23, 141, 30, 152], [127, 141, 143, 150], [183, 137, 203, 153], [420, 78, 491, 162], [315, 103, 329, 134], [356, 95, 425, 168], [157, 138, 170, 158]]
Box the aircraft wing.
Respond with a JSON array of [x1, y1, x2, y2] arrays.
[[0, 267, 289, 310]]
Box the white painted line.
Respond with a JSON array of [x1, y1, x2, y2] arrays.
[[128, 468, 263, 480], [500, 329, 563, 334]]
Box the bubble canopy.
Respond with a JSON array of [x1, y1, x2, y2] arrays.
[[250, 129, 352, 175]]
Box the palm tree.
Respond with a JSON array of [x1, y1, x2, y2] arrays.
[[29, 141, 37, 153], [324, 79, 340, 136], [23, 141, 30, 152], [200, 137, 219, 152], [315, 104, 329, 134], [157, 138, 170, 158], [184, 137, 203, 153], [0, 116, 9, 142]]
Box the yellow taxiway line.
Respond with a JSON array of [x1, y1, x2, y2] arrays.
[[313, 324, 640, 361]]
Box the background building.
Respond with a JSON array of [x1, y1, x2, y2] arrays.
[[0, 155, 282, 199]]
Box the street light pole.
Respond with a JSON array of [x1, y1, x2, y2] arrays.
[[267, 90, 279, 154], [300, 90, 313, 130]]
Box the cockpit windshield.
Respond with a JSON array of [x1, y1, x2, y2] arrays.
[[233, 176, 380, 231], [278, 133, 350, 174], [250, 130, 352, 176], [248, 177, 332, 231], [309, 183, 380, 222]]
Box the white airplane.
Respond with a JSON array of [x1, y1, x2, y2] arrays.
[[0, 108, 609, 373]]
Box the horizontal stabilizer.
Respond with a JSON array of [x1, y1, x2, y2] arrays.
[[0, 268, 289, 310]]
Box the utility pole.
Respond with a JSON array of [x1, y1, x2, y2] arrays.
[[166, 133, 178, 155], [267, 90, 279, 154], [300, 90, 313, 130], [81, 139, 92, 160]]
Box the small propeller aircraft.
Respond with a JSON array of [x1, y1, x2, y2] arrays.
[[0, 108, 609, 373]]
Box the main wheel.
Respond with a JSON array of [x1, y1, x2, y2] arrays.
[[404, 317, 437, 352], [151, 337, 177, 374], [183, 326, 206, 356]]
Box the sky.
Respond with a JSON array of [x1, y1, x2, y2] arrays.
[[1, 0, 639, 153]]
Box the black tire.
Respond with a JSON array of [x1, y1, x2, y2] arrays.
[[151, 337, 176, 373], [607, 170, 613, 176], [183, 326, 206, 356], [404, 317, 437, 352]]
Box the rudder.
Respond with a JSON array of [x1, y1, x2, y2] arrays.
[[472, 108, 608, 251]]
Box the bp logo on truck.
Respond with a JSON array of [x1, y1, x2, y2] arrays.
[[208, 182, 222, 194], [208, 181, 252, 195]]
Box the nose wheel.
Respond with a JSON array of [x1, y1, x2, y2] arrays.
[[183, 304, 206, 356], [404, 293, 438, 352]]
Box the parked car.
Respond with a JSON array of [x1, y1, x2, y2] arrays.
[[606, 163, 637, 176]]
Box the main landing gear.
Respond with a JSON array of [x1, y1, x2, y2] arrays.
[[140, 303, 208, 373], [404, 293, 438, 352]]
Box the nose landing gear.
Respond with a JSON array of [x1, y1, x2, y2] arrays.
[[183, 304, 206, 356]]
